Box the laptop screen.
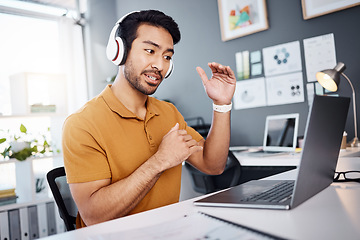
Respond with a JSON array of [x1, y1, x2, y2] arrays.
[[263, 113, 299, 152]]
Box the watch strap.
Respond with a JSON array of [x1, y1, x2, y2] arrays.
[[213, 102, 232, 113]]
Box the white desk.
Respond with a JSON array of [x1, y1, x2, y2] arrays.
[[40, 157, 360, 240], [230, 146, 360, 166]]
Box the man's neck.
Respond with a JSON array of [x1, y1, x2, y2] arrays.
[[111, 73, 148, 119]]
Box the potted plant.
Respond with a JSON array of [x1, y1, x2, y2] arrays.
[[0, 124, 54, 161]]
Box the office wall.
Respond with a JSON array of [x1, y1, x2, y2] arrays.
[[85, 0, 360, 146], [83, 0, 117, 100]]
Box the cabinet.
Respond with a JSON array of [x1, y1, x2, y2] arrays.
[[0, 156, 66, 239], [0, 201, 65, 240]]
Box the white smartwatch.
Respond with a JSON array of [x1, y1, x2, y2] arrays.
[[213, 102, 232, 113]]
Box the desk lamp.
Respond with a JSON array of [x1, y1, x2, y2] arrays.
[[316, 62, 359, 147]]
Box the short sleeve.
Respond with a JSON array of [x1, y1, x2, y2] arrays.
[[62, 114, 111, 183]]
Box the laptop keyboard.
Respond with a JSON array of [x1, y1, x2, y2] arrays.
[[240, 181, 294, 203]]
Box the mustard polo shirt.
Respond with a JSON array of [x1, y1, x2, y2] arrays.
[[62, 85, 203, 227]]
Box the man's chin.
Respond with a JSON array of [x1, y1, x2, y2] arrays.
[[141, 86, 158, 95]]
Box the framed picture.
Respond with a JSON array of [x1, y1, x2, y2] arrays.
[[217, 0, 269, 42], [302, 0, 360, 20]]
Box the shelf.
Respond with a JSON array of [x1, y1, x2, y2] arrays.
[[0, 155, 64, 212], [0, 196, 54, 212], [0, 154, 62, 165], [0, 113, 67, 119], [9, 72, 68, 116]]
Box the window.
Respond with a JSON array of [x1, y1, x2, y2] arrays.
[[0, 1, 87, 191], [0, 13, 61, 115], [0, 1, 87, 146]]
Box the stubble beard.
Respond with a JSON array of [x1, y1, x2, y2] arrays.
[[124, 60, 159, 96]]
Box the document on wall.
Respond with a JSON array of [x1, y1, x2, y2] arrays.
[[303, 33, 337, 82], [266, 72, 305, 106], [262, 41, 302, 77], [306, 83, 315, 107], [88, 212, 284, 240], [233, 77, 267, 110]]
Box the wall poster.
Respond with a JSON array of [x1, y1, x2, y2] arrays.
[[218, 0, 269, 41]]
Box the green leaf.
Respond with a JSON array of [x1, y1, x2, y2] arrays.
[[20, 124, 27, 134], [12, 148, 32, 161], [31, 146, 38, 152], [0, 138, 6, 144], [1, 146, 11, 158]]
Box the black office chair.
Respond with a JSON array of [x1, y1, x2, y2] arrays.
[[185, 151, 242, 194], [185, 117, 211, 138], [184, 117, 242, 194], [47, 167, 77, 231]]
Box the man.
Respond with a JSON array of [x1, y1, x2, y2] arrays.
[[62, 10, 236, 228]]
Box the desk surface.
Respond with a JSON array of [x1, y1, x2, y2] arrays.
[[230, 146, 360, 166], [41, 157, 360, 240]]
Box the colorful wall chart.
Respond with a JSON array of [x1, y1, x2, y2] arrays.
[[235, 50, 263, 81]]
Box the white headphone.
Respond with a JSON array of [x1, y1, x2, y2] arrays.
[[106, 11, 174, 78]]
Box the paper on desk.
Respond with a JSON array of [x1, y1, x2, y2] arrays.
[[87, 212, 281, 240]]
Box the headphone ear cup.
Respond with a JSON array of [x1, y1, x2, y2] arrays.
[[112, 37, 125, 66], [107, 11, 140, 66], [106, 25, 120, 62], [165, 60, 173, 78]]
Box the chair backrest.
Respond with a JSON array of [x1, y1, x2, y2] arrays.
[[46, 167, 77, 231], [185, 151, 242, 194]]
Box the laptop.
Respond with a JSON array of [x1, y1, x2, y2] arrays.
[[262, 113, 299, 152], [233, 113, 299, 157], [194, 95, 350, 210]]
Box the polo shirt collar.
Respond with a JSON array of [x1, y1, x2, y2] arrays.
[[145, 97, 161, 117], [101, 85, 160, 119]]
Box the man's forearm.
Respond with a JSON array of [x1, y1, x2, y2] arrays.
[[77, 155, 163, 226], [206, 110, 231, 167], [197, 110, 231, 175]]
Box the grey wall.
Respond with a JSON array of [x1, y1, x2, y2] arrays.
[[84, 0, 117, 99], [85, 0, 360, 146]]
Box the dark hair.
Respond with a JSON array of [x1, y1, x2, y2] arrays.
[[117, 10, 181, 65]]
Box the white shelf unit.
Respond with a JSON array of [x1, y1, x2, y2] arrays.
[[0, 156, 64, 204], [0, 71, 70, 238], [9, 72, 67, 116], [0, 156, 66, 239]]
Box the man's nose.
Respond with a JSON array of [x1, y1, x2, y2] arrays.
[[151, 56, 166, 73]]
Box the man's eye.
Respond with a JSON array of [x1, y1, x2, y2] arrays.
[[164, 55, 172, 61], [145, 49, 154, 54]]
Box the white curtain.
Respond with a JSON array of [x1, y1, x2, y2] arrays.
[[58, 17, 88, 115]]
